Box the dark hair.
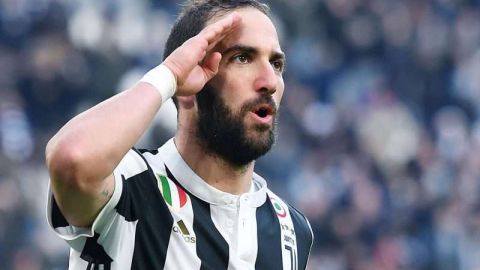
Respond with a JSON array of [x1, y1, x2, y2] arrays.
[[163, 0, 271, 108], [164, 0, 270, 61]]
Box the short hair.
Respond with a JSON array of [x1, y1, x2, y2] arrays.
[[163, 0, 271, 108], [164, 0, 270, 61]]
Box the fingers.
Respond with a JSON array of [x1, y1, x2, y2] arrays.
[[202, 52, 222, 80], [199, 12, 242, 49], [163, 12, 241, 94]]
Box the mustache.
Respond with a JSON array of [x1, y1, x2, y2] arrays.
[[240, 94, 278, 115]]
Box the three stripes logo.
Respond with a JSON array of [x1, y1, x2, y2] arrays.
[[173, 220, 196, 243], [158, 174, 188, 209]]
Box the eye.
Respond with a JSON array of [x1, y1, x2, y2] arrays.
[[271, 59, 285, 72], [232, 54, 250, 64]]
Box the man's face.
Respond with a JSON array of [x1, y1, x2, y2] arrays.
[[196, 7, 285, 167]]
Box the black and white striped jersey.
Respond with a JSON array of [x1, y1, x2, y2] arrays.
[[47, 138, 314, 270]]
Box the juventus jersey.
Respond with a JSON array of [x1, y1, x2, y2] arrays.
[[47, 138, 314, 269]]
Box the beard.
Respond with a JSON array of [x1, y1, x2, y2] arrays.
[[196, 84, 278, 167]]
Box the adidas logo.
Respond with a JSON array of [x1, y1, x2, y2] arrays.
[[172, 220, 196, 243]]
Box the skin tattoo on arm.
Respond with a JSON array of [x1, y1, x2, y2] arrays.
[[100, 188, 111, 198]]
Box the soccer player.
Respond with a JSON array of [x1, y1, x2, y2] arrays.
[[46, 0, 313, 269]]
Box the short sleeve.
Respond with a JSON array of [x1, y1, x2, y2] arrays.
[[46, 149, 148, 247]]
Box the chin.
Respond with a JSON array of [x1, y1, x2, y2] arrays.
[[247, 129, 275, 151]]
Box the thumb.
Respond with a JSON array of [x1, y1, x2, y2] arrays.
[[202, 52, 222, 81]]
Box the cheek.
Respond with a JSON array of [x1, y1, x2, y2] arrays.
[[211, 68, 242, 92], [274, 81, 285, 103], [217, 78, 249, 103]]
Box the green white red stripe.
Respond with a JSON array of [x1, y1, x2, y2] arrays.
[[158, 174, 188, 208]]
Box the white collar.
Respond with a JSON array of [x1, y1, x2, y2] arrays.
[[159, 138, 267, 207]]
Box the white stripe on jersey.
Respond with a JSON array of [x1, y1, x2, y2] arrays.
[[158, 174, 202, 270], [225, 204, 259, 270], [268, 191, 299, 270], [67, 218, 138, 270], [115, 149, 149, 179], [101, 217, 138, 269]]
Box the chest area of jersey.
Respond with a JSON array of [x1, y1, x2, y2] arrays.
[[154, 172, 261, 268]]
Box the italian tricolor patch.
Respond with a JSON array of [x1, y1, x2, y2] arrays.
[[271, 197, 287, 218], [157, 174, 188, 209]]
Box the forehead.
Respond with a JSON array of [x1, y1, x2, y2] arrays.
[[208, 7, 282, 52]]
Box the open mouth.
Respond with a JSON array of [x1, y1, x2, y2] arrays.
[[253, 104, 274, 118]]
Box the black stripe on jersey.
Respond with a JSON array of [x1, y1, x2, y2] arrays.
[[80, 233, 113, 270], [51, 196, 69, 228], [255, 195, 283, 270], [138, 149, 159, 155], [133, 148, 155, 172], [50, 148, 154, 228], [114, 150, 174, 270], [166, 166, 230, 270], [288, 205, 313, 270]]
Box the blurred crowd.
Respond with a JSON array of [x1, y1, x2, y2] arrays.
[[2, 0, 480, 269]]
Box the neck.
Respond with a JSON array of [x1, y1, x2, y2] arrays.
[[174, 128, 254, 195]]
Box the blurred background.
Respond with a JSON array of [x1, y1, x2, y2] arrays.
[[2, 0, 480, 269]]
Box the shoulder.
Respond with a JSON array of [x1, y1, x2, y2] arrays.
[[287, 203, 313, 238], [115, 144, 169, 177], [265, 189, 314, 266], [133, 139, 175, 173], [266, 189, 314, 242], [115, 148, 151, 177]]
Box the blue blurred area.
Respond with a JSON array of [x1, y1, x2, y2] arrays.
[[2, 0, 480, 269]]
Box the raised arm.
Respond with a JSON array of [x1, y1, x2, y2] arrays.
[[46, 13, 241, 227]]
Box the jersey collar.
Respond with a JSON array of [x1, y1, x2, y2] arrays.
[[160, 138, 267, 207]]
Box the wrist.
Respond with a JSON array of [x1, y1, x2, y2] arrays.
[[139, 64, 177, 104]]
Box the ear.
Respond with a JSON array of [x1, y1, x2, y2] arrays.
[[176, 95, 198, 130], [177, 95, 196, 110]]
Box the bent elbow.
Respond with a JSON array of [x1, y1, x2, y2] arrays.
[[46, 138, 88, 189]]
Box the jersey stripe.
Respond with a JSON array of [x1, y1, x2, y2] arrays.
[[166, 166, 230, 270], [268, 192, 298, 270], [80, 233, 113, 269], [116, 166, 174, 269], [160, 163, 200, 269], [192, 196, 230, 270], [51, 195, 70, 228], [289, 205, 314, 270], [255, 196, 283, 269]]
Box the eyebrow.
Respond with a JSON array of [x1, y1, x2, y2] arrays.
[[221, 44, 286, 61]]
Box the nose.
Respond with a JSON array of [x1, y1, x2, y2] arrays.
[[254, 61, 278, 95]]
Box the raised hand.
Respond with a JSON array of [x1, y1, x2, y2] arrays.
[[162, 12, 241, 96]]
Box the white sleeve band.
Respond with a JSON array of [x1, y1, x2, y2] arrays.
[[139, 64, 177, 104]]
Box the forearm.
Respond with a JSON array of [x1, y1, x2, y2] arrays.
[[47, 82, 163, 188], [45, 68, 178, 227]]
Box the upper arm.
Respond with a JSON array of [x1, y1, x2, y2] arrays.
[[50, 173, 115, 227], [47, 147, 149, 227]]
